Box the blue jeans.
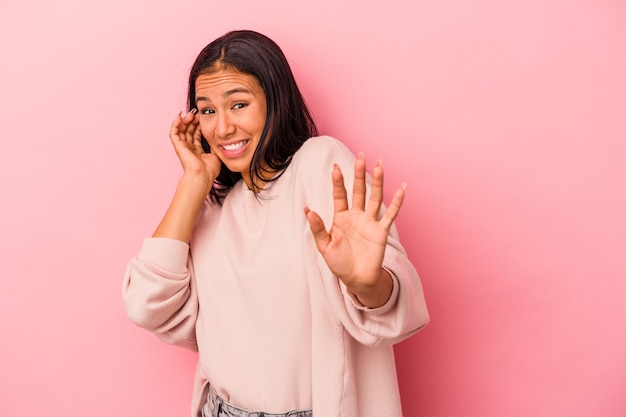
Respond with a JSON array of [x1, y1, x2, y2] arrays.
[[202, 386, 313, 417]]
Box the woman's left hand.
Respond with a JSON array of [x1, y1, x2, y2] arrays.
[[305, 153, 406, 308]]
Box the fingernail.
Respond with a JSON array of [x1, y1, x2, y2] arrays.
[[376, 159, 382, 167], [401, 182, 407, 190], [358, 152, 364, 159], [191, 108, 197, 114]]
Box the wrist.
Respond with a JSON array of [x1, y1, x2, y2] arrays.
[[348, 269, 394, 309], [179, 171, 214, 195]]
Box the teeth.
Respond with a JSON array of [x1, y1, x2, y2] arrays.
[[223, 141, 247, 151]]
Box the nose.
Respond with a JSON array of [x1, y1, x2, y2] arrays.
[[215, 111, 236, 138]]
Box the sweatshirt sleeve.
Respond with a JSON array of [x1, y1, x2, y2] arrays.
[[305, 137, 429, 347], [335, 221, 429, 346], [122, 237, 199, 351]]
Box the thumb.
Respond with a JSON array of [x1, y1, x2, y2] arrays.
[[304, 207, 330, 254]]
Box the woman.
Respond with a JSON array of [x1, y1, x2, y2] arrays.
[[123, 30, 429, 417]]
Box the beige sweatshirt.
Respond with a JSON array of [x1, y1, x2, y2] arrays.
[[123, 136, 429, 417]]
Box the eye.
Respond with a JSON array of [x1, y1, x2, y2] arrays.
[[233, 102, 248, 110], [199, 108, 215, 115]]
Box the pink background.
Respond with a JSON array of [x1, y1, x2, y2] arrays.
[[1, 0, 625, 416]]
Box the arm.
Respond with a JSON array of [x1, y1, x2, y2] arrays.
[[123, 238, 199, 350], [305, 154, 405, 308], [305, 155, 402, 308], [122, 111, 221, 349], [154, 110, 221, 242], [305, 140, 429, 345]]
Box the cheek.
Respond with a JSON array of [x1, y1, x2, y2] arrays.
[[257, 112, 267, 132], [197, 122, 213, 141]]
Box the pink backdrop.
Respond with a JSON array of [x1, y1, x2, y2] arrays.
[[1, 1, 625, 416]]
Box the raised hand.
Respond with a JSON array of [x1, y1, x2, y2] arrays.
[[305, 153, 406, 308], [170, 110, 221, 180], [152, 111, 222, 242]]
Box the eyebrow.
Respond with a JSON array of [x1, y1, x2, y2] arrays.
[[196, 87, 253, 103]]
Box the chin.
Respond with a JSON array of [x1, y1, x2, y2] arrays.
[[225, 164, 248, 177]]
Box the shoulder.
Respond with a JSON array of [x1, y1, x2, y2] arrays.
[[285, 136, 357, 204], [292, 136, 356, 170], [298, 135, 352, 155]]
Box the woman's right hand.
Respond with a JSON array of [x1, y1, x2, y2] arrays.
[[170, 110, 221, 181], [153, 111, 222, 242]]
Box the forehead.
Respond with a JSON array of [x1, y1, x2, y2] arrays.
[[195, 69, 263, 95]]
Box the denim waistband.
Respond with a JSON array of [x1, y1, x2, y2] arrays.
[[202, 386, 313, 417]]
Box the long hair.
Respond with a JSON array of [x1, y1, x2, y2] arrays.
[[187, 30, 318, 204]]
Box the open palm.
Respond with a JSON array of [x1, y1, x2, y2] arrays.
[[305, 154, 406, 298]]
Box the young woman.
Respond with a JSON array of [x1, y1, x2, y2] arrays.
[[123, 30, 429, 417]]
